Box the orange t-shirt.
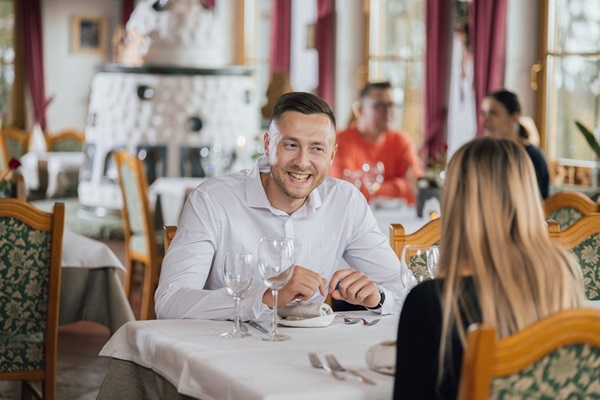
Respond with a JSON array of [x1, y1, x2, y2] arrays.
[[330, 126, 422, 204]]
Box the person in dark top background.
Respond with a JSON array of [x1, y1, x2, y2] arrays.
[[480, 89, 550, 199], [393, 137, 585, 399]]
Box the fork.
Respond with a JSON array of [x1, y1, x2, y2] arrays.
[[308, 353, 345, 380], [336, 315, 361, 324], [362, 318, 381, 326], [325, 354, 376, 385]]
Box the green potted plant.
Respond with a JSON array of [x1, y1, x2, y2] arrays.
[[575, 121, 600, 187]]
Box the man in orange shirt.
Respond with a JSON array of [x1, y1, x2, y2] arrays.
[[330, 82, 422, 204]]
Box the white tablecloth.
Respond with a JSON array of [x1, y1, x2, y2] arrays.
[[20, 151, 83, 198], [60, 229, 134, 333], [149, 177, 206, 226], [99, 311, 397, 400], [62, 229, 126, 275]]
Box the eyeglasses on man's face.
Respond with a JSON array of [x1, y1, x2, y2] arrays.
[[367, 101, 398, 111]]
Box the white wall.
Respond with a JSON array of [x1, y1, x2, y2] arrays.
[[42, 0, 118, 132], [335, 1, 364, 128], [290, 0, 318, 93], [505, 0, 540, 116]]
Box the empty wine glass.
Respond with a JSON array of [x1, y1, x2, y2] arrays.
[[221, 251, 253, 338], [400, 244, 430, 283], [426, 246, 439, 279], [257, 237, 295, 342]]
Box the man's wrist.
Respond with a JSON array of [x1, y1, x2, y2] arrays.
[[365, 291, 385, 310]]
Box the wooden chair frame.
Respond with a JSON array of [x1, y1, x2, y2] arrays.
[[0, 199, 64, 400], [163, 225, 177, 253], [544, 191, 599, 218], [549, 213, 600, 246], [114, 150, 161, 320], [389, 218, 441, 258], [45, 129, 85, 152], [0, 127, 29, 170], [458, 309, 600, 400]]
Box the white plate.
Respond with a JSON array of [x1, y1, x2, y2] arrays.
[[278, 313, 336, 328]]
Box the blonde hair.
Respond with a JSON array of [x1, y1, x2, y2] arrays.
[[438, 136, 584, 377]]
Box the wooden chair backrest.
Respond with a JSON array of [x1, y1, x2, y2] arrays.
[[164, 225, 177, 253], [544, 191, 599, 230], [0, 127, 29, 170], [0, 199, 64, 399], [549, 213, 600, 300], [113, 150, 160, 319], [458, 308, 600, 400], [45, 129, 85, 152], [389, 218, 441, 259]]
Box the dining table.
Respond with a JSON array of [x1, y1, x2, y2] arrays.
[[60, 229, 135, 334], [97, 310, 397, 400], [20, 151, 84, 198]]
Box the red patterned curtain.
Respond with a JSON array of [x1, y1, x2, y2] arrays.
[[423, 0, 450, 158], [122, 0, 134, 26], [470, 0, 508, 135], [316, 0, 335, 106], [270, 0, 292, 75], [16, 0, 50, 131]]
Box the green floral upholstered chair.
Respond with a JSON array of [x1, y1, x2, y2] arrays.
[[0, 127, 29, 171], [113, 150, 163, 320], [0, 199, 64, 399], [45, 129, 85, 152], [550, 213, 600, 301], [544, 191, 599, 230], [458, 309, 600, 400]]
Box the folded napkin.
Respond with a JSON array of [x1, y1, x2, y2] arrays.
[[277, 301, 333, 320], [365, 340, 396, 375]]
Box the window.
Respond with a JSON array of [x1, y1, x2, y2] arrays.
[[368, 0, 425, 144], [0, 0, 14, 125], [541, 0, 600, 165]]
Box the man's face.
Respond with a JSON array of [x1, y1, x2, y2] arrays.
[[480, 97, 519, 138], [359, 88, 396, 133], [264, 111, 337, 204]]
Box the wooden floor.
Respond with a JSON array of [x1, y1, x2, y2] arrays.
[[0, 239, 133, 400]]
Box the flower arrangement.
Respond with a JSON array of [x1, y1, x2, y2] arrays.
[[0, 158, 22, 198], [419, 145, 448, 189]]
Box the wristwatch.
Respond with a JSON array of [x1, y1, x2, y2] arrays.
[[365, 291, 385, 310]]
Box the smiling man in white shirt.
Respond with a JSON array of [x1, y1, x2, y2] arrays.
[[155, 92, 415, 321]]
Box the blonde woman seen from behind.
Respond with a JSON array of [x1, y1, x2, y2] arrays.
[[393, 136, 585, 400]]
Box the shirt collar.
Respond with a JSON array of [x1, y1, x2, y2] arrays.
[[245, 156, 323, 216]]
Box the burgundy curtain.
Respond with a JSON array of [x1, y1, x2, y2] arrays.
[[270, 0, 292, 75], [201, 0, 216, 11], [470, 0, 508, 135], [316, 0, 335, 107], [16, 0, 49, 131], [122, 0, 134, 26], [423, 0, 450, 159]]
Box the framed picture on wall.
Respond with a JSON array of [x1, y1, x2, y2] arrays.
[[71, 15, 107, 54]]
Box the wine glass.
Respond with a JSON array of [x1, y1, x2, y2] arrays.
[[361, 162, 385, 195], [400, 244, 430, 283], [257, 237, 295, 342], [221, 251, 253, 338], [426, 246, 439, 279]]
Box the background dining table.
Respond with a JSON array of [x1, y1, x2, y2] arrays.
[[20, 151, 84, 198], [60, 229, 135, 334], [97, 311, 397, 400]]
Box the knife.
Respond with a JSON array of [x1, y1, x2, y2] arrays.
[[248, 321, 269, 334]]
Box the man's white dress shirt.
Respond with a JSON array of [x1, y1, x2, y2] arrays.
[[155, 157, 416, 320]]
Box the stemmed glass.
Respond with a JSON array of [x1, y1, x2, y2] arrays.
[[257, 237, 295, 342], [426, 246, 439, 279], [221, 251, 253, 338], [400, 244, 430, 283]]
